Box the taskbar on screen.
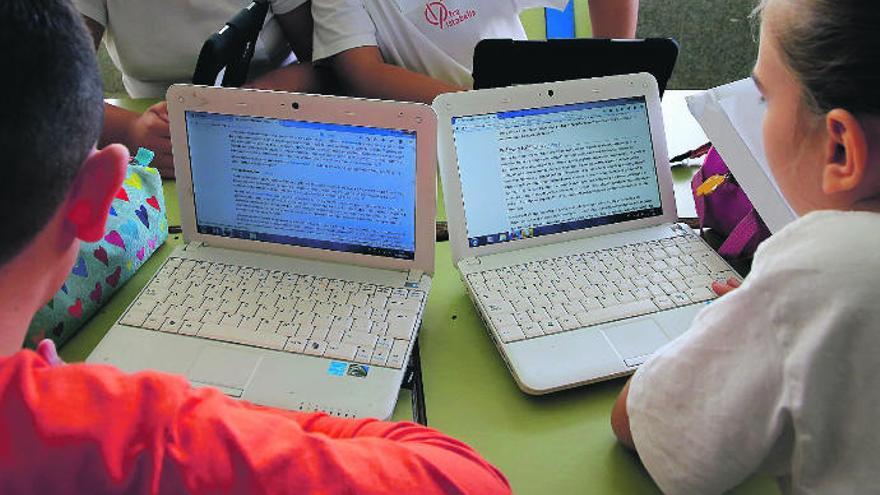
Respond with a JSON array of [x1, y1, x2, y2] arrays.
[[198, 225, 415, 260], [467, 207, 663, 248]]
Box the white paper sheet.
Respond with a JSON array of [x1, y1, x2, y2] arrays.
[[662, 90, 708, 160], [686, 79, 797, 233]]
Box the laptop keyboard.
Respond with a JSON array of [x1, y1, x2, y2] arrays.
[[467, 233, 739, 344], [119, 258, 425, 369]]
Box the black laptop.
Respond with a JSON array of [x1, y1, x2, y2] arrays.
[[472, 37, 679, 96]]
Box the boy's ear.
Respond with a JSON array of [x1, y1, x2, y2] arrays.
[[822, 109, 868, 195], [65, 144, 128, 242]]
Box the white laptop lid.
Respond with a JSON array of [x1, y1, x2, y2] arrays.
[[167, 85, 436, 275], [434, 73, 677, 264]]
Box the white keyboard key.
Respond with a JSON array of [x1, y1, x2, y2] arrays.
[[293, 325, 313, 340], [294, 299, 316, 313], [284, 338, 308, 354], [179, 320, 202, 336], [354, 348, 373, 365], [160, 318, 184, 334], [632, 288, 652, 301], [199, 323, 287, 350], [491, 313, 517, 327], [528, 295, 552, 308], [386, 340, 410, 368], [254, 305, 276, 320], [370, 346, 390, 366], [310, 324, 331, 342], [293, 312, 314, 327], [686, 275, 714, 289], [218, 299, 240, 314], [485, 300, 515, 315], [257, 319, 280, 334], [143, 314, 164, 331], [540, 320, 564, 335], [239, 316, 261, 332], [349, 293, 369, 308], [497, 325, 527, 343], [331, 317, 353, 333], [372, 321, 389, 336], [686, 287, 716, 303], [278, 323, 299, 337], [521, 322, 544, 338], [120, 310, 148, 327], [670, 292, 692, 306], [654, 296, 675, 310], [303, 339, 328, 357], [326, 328, 345, 345], [370, 296, 388, 311], [131, 299, 158, 314], [351, 318, 373, 333], [325, 342, 357, 361], [313, 314, 334, 328], [575, 300, 659, 328], [616, 292, 636, 304], [314, 302, 335, 316], [386, 297, 420, 314], [387, 315, 416, 339], [343, 332, 379, 348], [559, 316, 580, 331], [237, 303, 257, 319], [331, 305, 353, 318], [529, 308, 551, 323]]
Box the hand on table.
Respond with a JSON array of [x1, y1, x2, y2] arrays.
[[712, 277, 742, 297], [126, 101, 174, 178]]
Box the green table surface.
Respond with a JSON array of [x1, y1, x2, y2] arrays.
[[77, 98, 779, 493]]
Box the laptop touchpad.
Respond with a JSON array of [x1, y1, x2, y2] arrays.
[[187, 345, 261, 389], [602, 319, 669, 362]]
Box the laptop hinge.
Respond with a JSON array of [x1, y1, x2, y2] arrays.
[[406, 269, 424, 284]]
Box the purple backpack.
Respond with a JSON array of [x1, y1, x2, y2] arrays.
[[691, 147, 771, 259]]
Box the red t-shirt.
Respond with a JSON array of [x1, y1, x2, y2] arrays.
[[0, 351, 510, 494]]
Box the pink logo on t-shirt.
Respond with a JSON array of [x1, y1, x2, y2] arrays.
[[425, 1, 449, 28], [424, 1, 476, 30]]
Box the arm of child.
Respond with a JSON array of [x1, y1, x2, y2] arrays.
[[311, 0, 464, 103], [611, 276, 743, 449], [611, 273, 792, 494], [328, 46, 464, 104], [81, 16, 175, 178], [244, 2, 342, 94], [0, 352, 510, 494], [587, 0, 640, 38]]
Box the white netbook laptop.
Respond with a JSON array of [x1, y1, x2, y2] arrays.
[[88, 86, 437, 419], [434, 73, 740, 394]]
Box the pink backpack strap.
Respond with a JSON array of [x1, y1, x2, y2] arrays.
[[718, 208, 765, 259], [691, 169, 708, 227]]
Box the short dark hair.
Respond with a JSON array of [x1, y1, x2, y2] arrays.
[[0, 0, 104, 265], [757, 0, 880, 116]]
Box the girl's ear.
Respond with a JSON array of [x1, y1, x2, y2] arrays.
[[822, 109, 868, 195], [64, 144, 128, 242]]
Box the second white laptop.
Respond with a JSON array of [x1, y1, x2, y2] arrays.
[[88, 86, 437, 419], [434, 74, 739, 394]]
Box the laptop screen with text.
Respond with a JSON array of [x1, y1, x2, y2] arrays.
[[185, 111, 417, 260], [451, 97, 662, 248]]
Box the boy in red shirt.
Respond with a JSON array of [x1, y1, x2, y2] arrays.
[[0, 1, 510, 493]]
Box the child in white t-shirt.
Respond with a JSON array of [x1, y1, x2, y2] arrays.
[[611, 0, 880, 493], [75, 0, 318, 177], [311, 0, 639, 103]]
